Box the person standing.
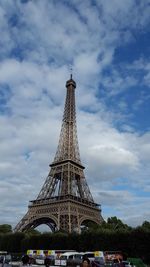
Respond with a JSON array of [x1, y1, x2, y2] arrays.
[[0, 256, 5, 267], [21, 255, 30, 267], [44, 257, 50, 267], [81, 258, 91, 267]]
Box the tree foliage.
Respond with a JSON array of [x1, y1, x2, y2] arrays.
[[24, 228, 41, 236], [0, 224, 12, 234]]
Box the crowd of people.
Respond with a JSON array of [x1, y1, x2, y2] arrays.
[[0, 254, 134, 267], [20, 254, 133, 267]]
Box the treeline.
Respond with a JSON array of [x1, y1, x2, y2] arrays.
[[0, 218, 150, 263]]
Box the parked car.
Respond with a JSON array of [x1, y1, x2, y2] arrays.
[[60, 252, 84, 266], [0, 253, 12, 265]]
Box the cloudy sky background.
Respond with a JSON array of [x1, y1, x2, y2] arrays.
[[0, 0, 150, 229]]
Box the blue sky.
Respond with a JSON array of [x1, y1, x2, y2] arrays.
[[0, 0, 150, 228]]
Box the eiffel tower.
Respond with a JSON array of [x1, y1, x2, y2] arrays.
[[14, 75, 103, 233]]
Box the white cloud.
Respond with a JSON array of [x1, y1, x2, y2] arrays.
[[88, 145, 138, 170], [0, 0, 150, 228]]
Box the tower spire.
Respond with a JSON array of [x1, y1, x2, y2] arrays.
[[53, 74, 80, 165]]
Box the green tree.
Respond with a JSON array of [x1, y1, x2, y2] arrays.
[[0, 232, 25, 252], [141, 221, 150, 231], [0, 224, 12, 234], [24, 228, 41, 236], [107, 216, 132, 231]]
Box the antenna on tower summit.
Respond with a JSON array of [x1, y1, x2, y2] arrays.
[[69, 64, 73, 79]]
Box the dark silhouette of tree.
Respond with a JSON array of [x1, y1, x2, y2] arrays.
[[24, 228, 41, 236], [0, 224, 12, 233], [141, 221, 150, 231]]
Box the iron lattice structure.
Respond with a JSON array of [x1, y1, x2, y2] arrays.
[[14, 76, 103, 233]]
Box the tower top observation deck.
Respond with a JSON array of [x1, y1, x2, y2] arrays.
[[66, 74, 76, 88]]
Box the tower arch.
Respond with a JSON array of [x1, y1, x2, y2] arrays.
[[22, 216, 58, 232]]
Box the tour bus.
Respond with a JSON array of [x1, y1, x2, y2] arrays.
[[27, 249, 76, 257], [27, 249, 76, 264]]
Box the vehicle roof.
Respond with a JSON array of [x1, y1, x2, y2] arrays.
[[83, 252, 95, 254], [61, 252, 83, 256]]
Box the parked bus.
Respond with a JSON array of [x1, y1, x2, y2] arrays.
[[27, 249, 75, 257], [27, 249, 76, 264]]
